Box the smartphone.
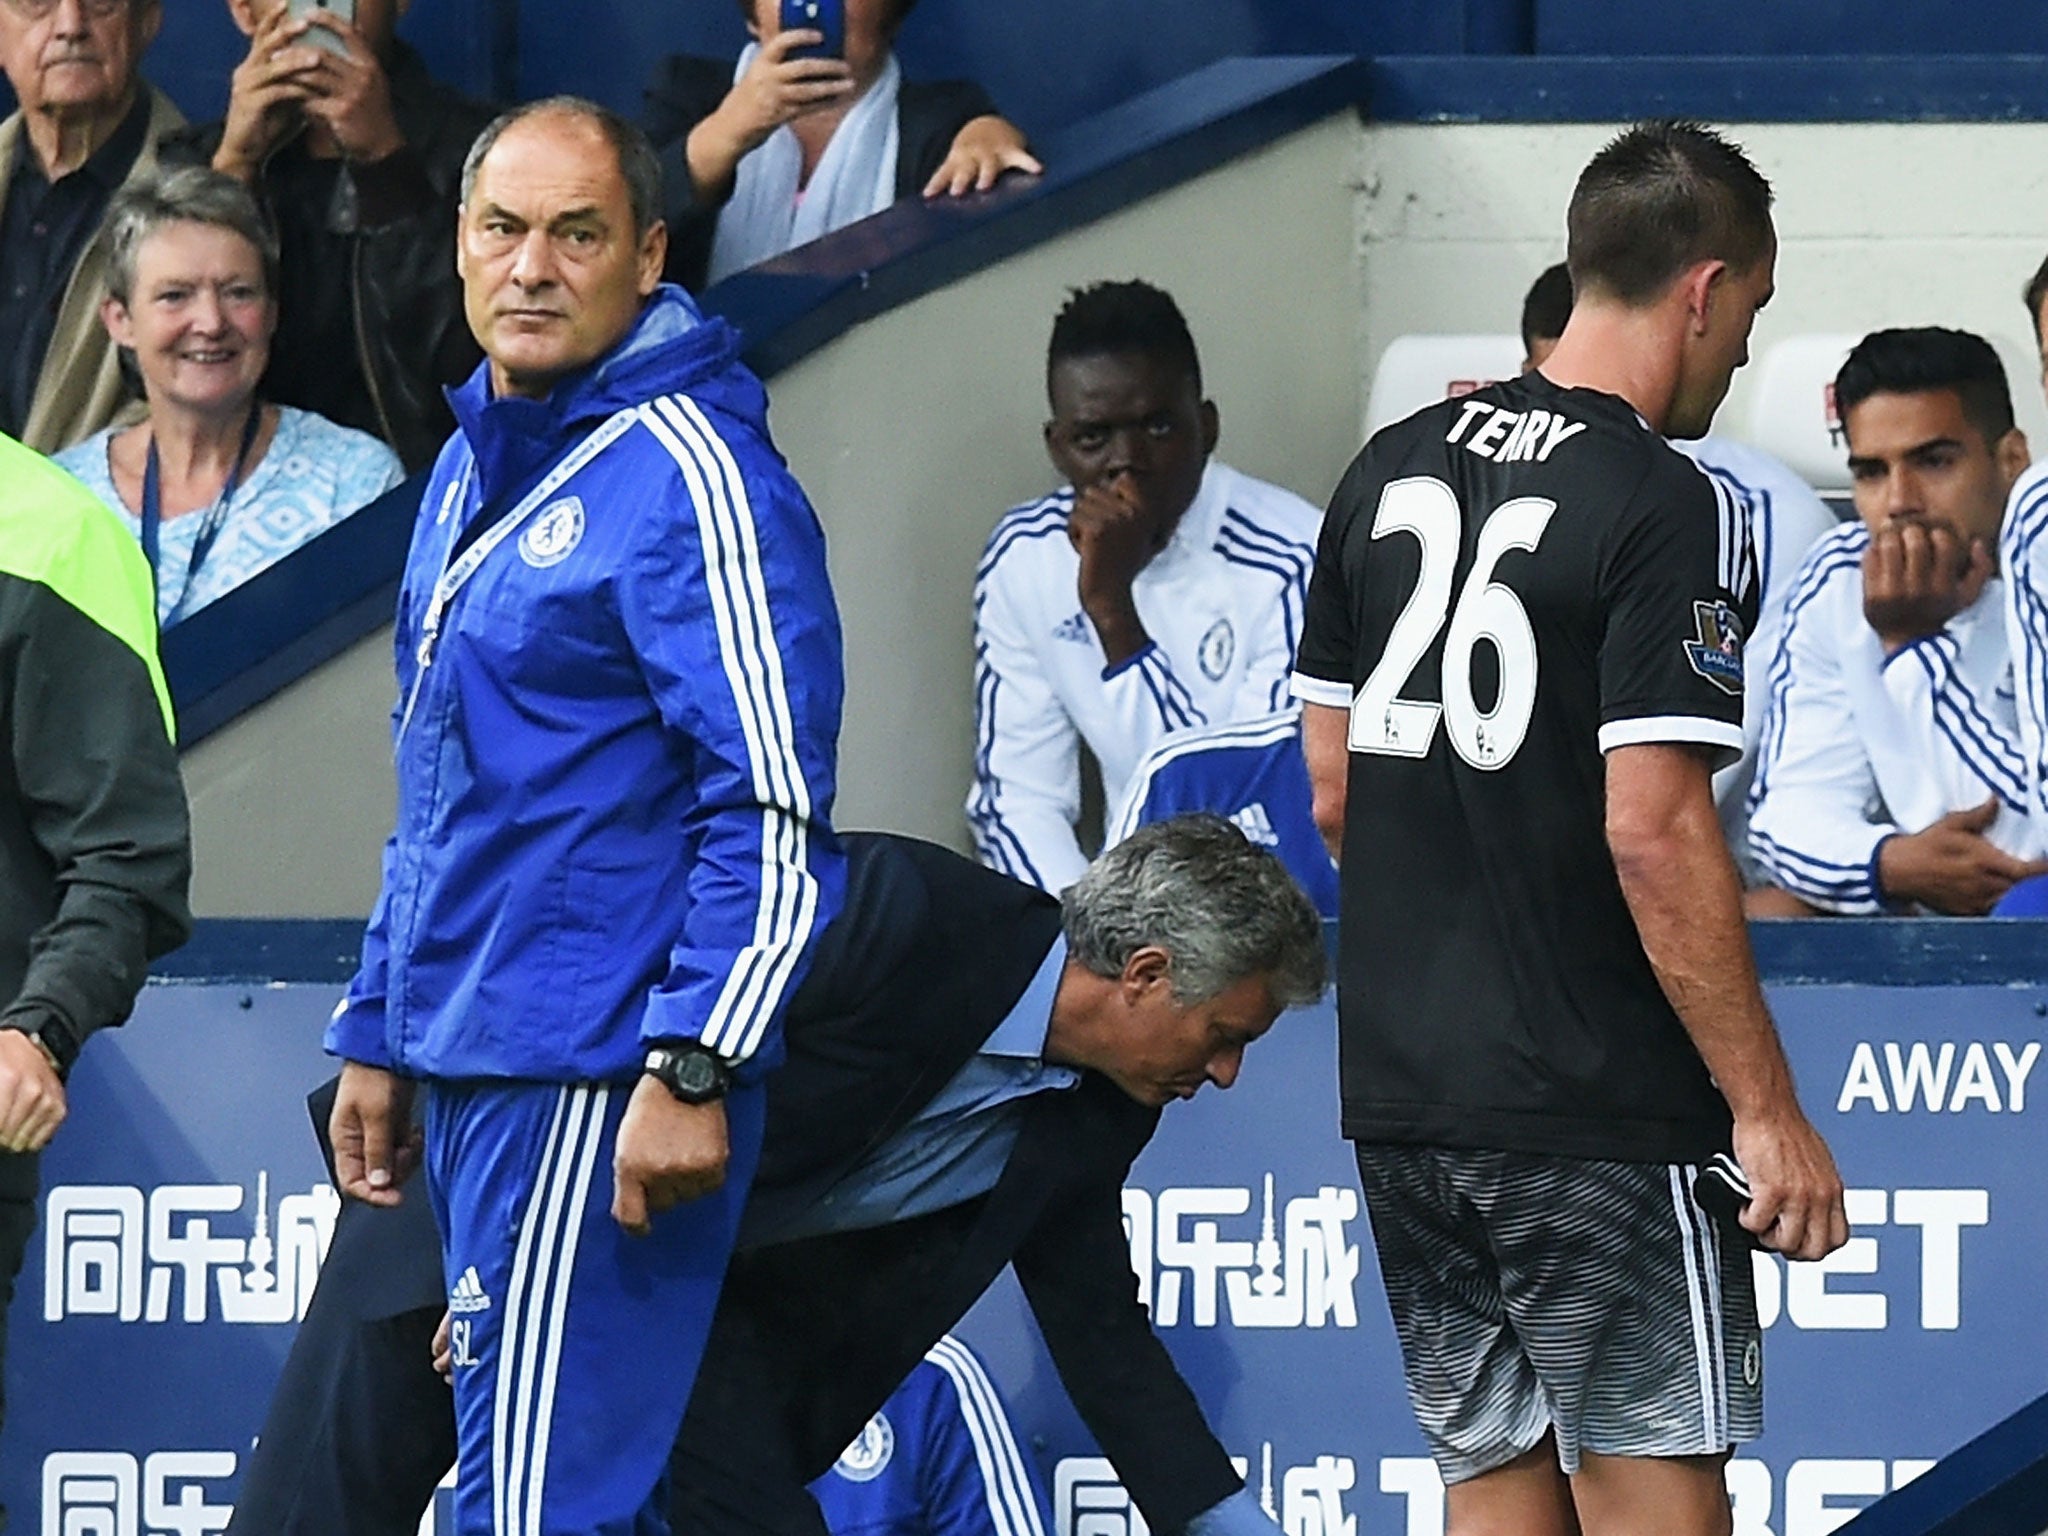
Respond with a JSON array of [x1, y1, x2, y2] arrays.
[[286, 0, 357, 56], [779, 0, 844, 61]]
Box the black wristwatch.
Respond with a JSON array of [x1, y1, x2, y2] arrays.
[[643, 1042, 731, 1105]]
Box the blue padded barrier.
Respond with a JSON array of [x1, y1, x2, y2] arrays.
[[6, 916, 2048, 1533], [1364, 54, 2048, 123], [160, 471, 426, 749], [1836, 1390, 2048, 1535]]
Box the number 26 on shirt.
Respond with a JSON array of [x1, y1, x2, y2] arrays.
[[1350, 476, 1556, 771]]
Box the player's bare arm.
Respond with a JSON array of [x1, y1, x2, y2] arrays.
[[1605, 741, 1849, 1262], [1876, 799, 2048, 915], [1861, 520, 1993, 656], [1301, 702, 1349, 862], [1069, 475, 1159, 667]]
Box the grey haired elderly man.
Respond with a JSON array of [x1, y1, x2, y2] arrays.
[[669, 814, 1326, 1536], [0, 0, 184, 451]]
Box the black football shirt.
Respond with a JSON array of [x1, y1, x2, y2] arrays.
[[1292, 373, 1756, 1163]]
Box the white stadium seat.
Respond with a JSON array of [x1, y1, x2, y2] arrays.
[[1365, 334, 1526, 437], [1743, 334, 1859, 493], [1746, 331, 2045, 497]]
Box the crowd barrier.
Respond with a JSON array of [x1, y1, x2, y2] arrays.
[[4, 921, 2044, 1535]]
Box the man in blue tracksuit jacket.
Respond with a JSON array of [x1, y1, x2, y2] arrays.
[[323, 97, 844, 1536]]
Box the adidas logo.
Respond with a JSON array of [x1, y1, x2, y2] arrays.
[[450, 1266, 492, 1314], [1229, 803, 1280, 848], [1052, 612, 1091, 645]]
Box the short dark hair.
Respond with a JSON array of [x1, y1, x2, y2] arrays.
[[1566, 120, 1774, 306], [1834, 327, 2017, 447], [461, 97, 664, 239], [2023, 253, 2048, 340], [1047, 280, 1202, 395], [1520, 262, 1574, 354]]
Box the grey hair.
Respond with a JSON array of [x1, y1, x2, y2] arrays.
[[1062, 815, 1327, 1009], [103, 166, 279, 307], [460, 96, 665, 238]]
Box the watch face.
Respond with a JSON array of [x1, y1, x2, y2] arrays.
[[672, 1052, 719, 1094], [650, 1047, 725, 1101]]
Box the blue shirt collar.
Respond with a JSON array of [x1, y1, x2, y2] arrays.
[[981, 935, 1067, 1061]]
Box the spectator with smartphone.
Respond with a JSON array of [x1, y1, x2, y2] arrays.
[[160, 0, 497, 471], [644, 0, 1040, 291], [0, 0, 184, 453]]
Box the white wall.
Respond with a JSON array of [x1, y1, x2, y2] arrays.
[[181, 633, 396, 917], [1356, 122, 2048, 455], [765, 112, 1365, 847]]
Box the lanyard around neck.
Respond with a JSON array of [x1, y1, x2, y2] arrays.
[[141, 402, 264, 624], [395, 405, 640, 742]]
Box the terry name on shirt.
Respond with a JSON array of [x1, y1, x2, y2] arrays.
[[1443, 399, 1586, 464]]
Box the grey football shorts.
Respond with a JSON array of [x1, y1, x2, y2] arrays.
[[1353, 1144, 1762, 1483]]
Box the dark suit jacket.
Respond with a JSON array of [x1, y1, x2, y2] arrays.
[[642, 54, 999, 291], [675, 834, 1244, 1536], [244, 835, 1239, 1536]]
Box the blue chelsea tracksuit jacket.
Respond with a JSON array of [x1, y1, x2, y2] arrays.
[[327, 286, 844, 1084], [811, 1337, 1048, 1536]]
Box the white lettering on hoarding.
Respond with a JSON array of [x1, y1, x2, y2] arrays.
[[1749, 1188, 1989, 1331], [1836, 1040, 2038, 1113], [1057, 1449, 1358, 1536], [44, 1176, 339, 1325], [41, 1451, 236, 1536], [1122, 1177, 1359, 1330], [1369, 1456, 1933, 1536]]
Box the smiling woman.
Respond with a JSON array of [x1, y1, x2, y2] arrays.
[[50, 165, 403, 627]]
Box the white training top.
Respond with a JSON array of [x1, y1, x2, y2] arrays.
[[1748, 519, 2034, 912], [2000, 458, 2048, 837], [1676, 435, 1842, 876], [968, 460, 1322, 892]]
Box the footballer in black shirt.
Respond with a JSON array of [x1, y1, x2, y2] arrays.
[[1295, 373, 1754, 1163], [1292, 122, 1846, 1533]]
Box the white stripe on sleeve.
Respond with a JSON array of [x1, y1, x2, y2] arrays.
[[925, 1335, 1046, 1536], [641, 397, 825, 1064]]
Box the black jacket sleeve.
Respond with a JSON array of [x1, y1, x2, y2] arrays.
[[0, 577, 191, 1065], [1013, 1146, 1244, 1533]]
